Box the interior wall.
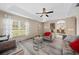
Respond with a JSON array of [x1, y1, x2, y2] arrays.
[[43, 22, 51, 32], [43, 17, 76, 35], [68, 7, 79, 35], [0, 11, 5, 35], [65, 17, 76, 35], [0, 10, 43, 41], [73, 7, 79, 35], [76, 16, 79, 35]]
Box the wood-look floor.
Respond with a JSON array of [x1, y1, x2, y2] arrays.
[[19, 38, 64, 55]]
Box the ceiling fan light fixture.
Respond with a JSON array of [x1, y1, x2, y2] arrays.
[[36, 8, 53, 17]]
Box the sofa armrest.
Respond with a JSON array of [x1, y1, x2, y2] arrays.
[[0, 40, 16, 54]]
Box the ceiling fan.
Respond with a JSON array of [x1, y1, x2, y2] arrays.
[[36, 8, 53, 17]]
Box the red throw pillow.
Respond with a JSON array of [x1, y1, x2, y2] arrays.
[[69, 39, 79, 53], [44, 32, 52, 36]]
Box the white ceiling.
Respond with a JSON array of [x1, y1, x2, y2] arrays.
[[0, 3, 76, 22]]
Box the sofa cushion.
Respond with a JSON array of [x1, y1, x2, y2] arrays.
[[0, 35, 10, 42], [64, 35, 76, 42]]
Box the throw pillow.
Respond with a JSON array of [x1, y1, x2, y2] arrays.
[[69, 39, 79, 53]]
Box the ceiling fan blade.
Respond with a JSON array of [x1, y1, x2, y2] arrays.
[[36, 13, 42, 14], [47, 11, 53, 14], [43, 8, 46, 12], [46, 15, 49, 17], [76, 3, 79, 7], [40, 15, 43, 17]]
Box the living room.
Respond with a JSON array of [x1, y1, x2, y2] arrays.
[[0, 3, 79, 55]]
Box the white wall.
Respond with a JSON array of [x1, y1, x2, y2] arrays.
[[73, 7, 79, 35], [67, 7, 79, 35], [76, 16, 79, 35], [44, 17, 76, 35]]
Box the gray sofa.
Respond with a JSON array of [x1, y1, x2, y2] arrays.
[[0, 40, 24, 55]]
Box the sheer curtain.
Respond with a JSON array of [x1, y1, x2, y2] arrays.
[[25, 21, 29, 36], [3, 14, 13, 38], [3, 14, 30, 38]]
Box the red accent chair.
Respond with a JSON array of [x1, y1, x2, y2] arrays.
[[43, 32, 52, 42], [69, 39, 79, 53]]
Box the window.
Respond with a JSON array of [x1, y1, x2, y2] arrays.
[[3, 14, 13, 38], [12, 20, 29, 37], [25, 22, 29, 35], [3, 14, 30, 38]]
